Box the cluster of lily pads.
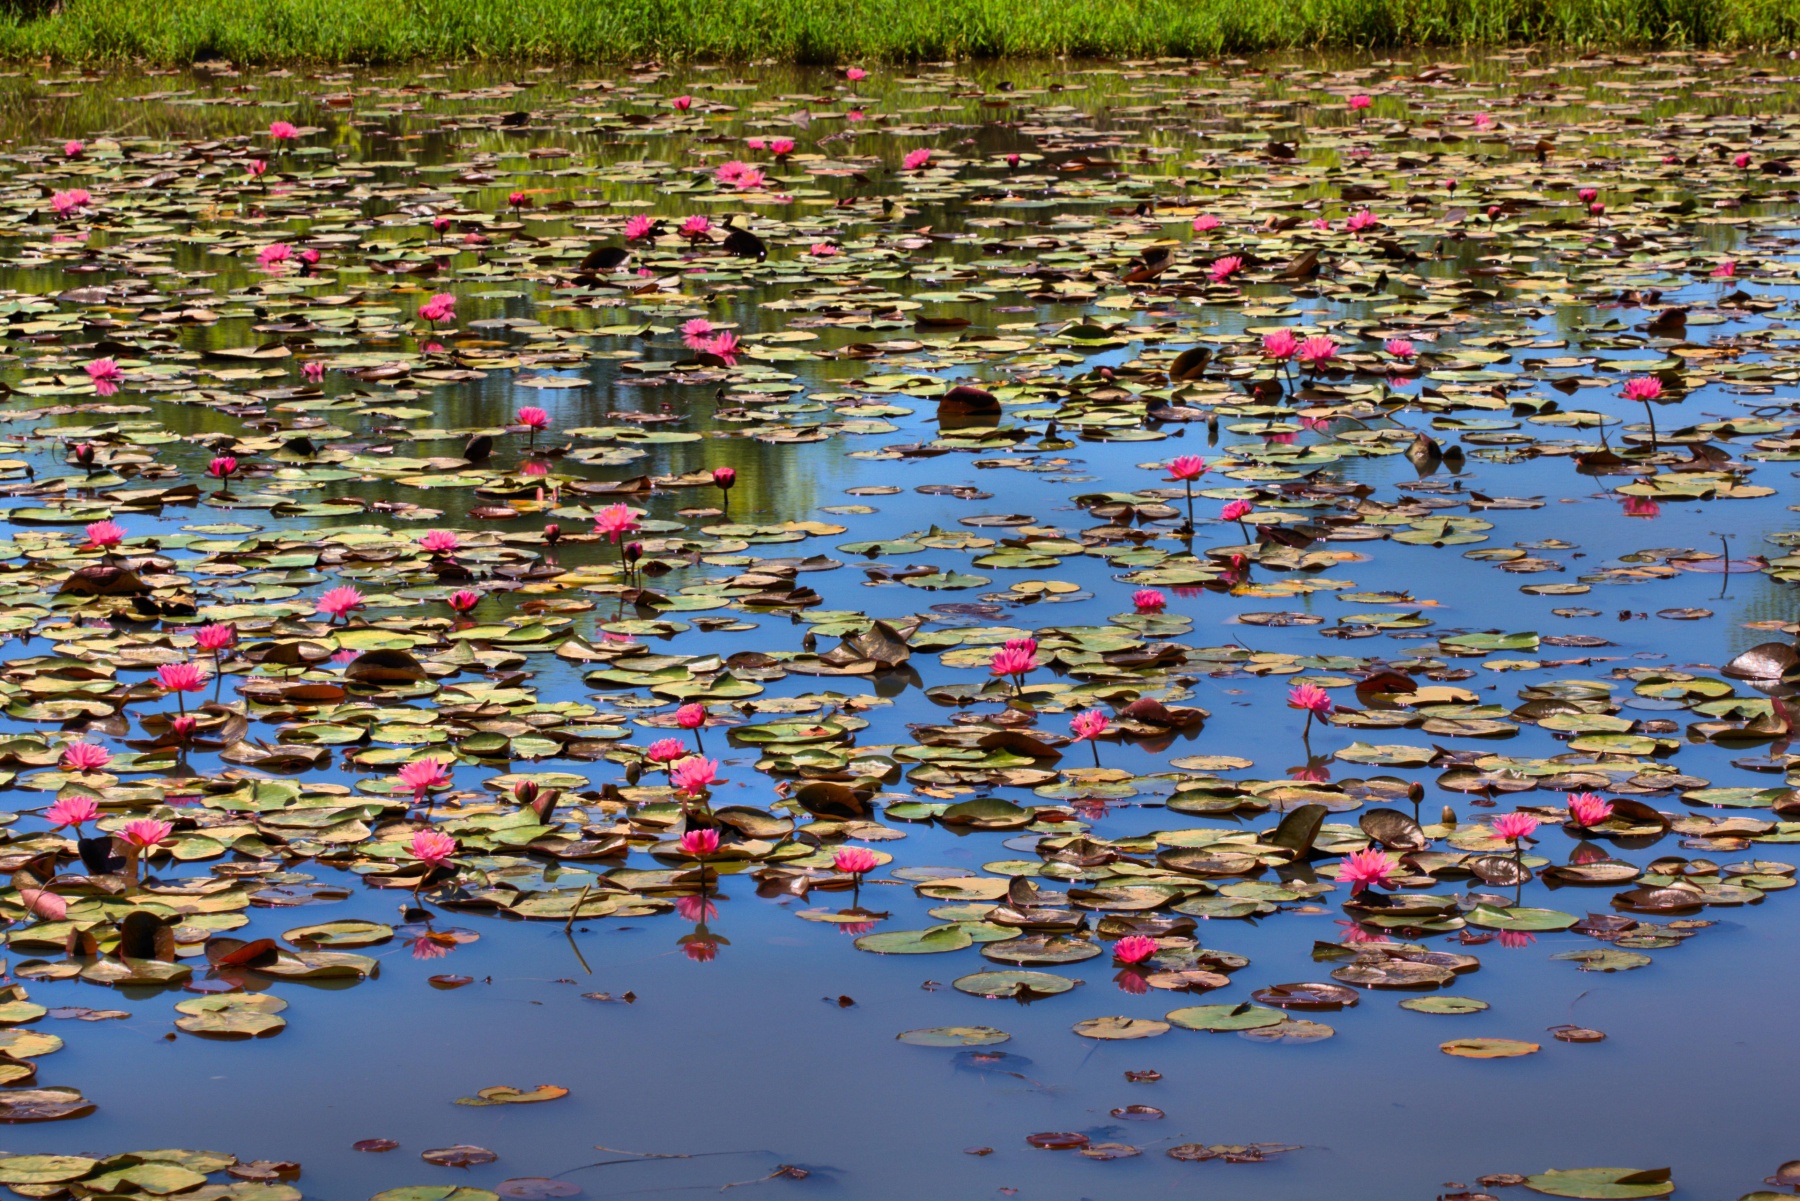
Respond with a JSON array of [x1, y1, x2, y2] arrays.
[[0, 48, 1793, 1199]]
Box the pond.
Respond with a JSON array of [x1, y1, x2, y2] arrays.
[[0, 48, 1793, 1201]]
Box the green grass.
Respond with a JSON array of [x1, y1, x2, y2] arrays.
[[0, 0, 1794, 63]]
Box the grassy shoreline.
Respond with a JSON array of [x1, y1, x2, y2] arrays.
[[0, 0, 1795, 63]]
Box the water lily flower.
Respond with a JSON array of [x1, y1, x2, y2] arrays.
[[46, 794, 100, 829], [1070, 708, 1110, 765], [647, 738, 688, 767], [1622, 496, 1660, 519], [671, 757, 720, 797], [844, 67, 867, 81], [1288, 681, 1333, 738], [51, 188, 91, 217], [447, 589, 481, 614], [410, 828, 457, 868], [85, 519, 124, 551], [1345, 209, 1379, 234], [681, 318, 715, 348], [809, 242, 841, 256], [594, 503, 639, 542], [1385, 338, 1416, 360], [679, 827, 720, 857], [1734, 152, 1752, 169], [1348, 94, 1372, 111], [1165, 455, 1207, 481], [1192, 213, 1220, 232], [121, 818, 173, 850], [195, 622, 236, 655], [1133, 589, 1166, 613], [269, 120, 299, 141], [63, 140, 83, 157], [677, 703, 707, 730], [302, 359, 325, 383], [398, 757, 452, 806], [712, 466, 737, 512], [624, 214, 655, 240], [1568, 793, 1614, 827], [316, 584, 365, 622], [672, 95, 693, 111], [680, 215, 712, 240], [1712, 259, 1736, 278], [1297, 335, 1338, 369], [768, 138, 795, 156], [903, 148, 932, 171], [209, 456, 237, 492], [989, 646, 1038, 695], [517, 405, 550, 448], [1263, 329, 1298, 360], [1497, 929, 1536, 949], [246, 159, 267, 180], [1492, 812, 1540, 844], [85, 357, 122, 396], [1621, 376, 1663, 402], [1207, 254, 1243, 283], [419, 530, 461, 555], [1113, 935, 1158, 964], [60, 741, 111, 774], [698, 331, 740, 365], [1339, 847, 1398, 895], [834, 846, 879, 876], [157, 662, 208, 713]]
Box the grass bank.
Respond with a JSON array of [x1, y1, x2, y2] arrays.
[[0, 0, 1794, 63]]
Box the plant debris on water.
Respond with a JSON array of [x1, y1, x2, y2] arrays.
[[0, 47, 1794, 1199]]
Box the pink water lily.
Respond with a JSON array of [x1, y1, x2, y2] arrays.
[[195, 623, 236, 651], [85, 519, 124, 551], [1567, 793, 1614, 827], [269, 120, 299, 141], [647, 738, 687, 767], [1288, 681, 1333, 738], [1339, 847, 1398, 895], [1263, 329, 1298, 360], [51, 188, 91, 218], [1297, 335, 1338, 368], [834, 846, 879, 876], [447, 589, 481, 614], [1492, 812, 1540, 844], [46, 794, 100, 829], [990, 646, 1038, 695], [1070, 708, 1110, 766], [1208, 255, 1243, 283], [410, 828, 457, 868], [316, 585, 364, 622], [60, 741, 111, 774], [678, 827, 720, 857], [903, 148, 932, 171], [85, 357, 122, 396], [121, 818, 172, 850], [625, 214, 655, 240], [1113, 935, 1158, 964], [1192, 213, 1220, 232], [671, 757, 720, 798], [1133, 589, 1166, 613], [397, 757, 452, 805], [157, 663, 208, 714], [419, 529, 460, 555]]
